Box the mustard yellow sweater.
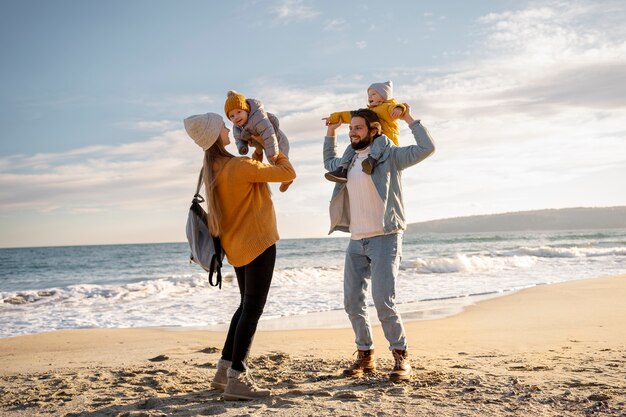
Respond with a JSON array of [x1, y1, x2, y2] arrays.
[[328, 99, 406, 145], [215, 153, 296, 267]]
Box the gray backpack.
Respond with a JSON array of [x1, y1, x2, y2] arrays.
[[186, 168, 224, 288]]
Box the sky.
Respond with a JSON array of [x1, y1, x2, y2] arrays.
[[1, 0, 625, 248]]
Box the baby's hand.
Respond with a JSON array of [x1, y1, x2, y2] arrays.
[[324, 118, 342, 136], [390, 107, 403, 120]]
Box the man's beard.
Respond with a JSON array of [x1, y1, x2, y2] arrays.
[[350, 134, 373, 150]]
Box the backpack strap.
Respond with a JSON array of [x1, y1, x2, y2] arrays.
[[209, 236, 223, 289], [196, 165, 223, 289], [194, 167, 204, 198]]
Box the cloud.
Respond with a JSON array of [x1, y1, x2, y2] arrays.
[[2, 0, 626, 247], [274, 0, 320, 22], [17, 94, 217, 114], [9, 0, 623, 218], [460, 3, 626, 112], [422, 11, 445, 31], [118, 120, 180, 131], [388, 1, 626, 220], [355, 41, 367, 49], [124, 94, 217, 112], [498, 62, 626, 109], [323, 18, 345, 31], [399, 2, 626, 121], [0, 130, 200, 213]]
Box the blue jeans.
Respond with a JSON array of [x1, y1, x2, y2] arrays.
[[344, 233, 407, 351]]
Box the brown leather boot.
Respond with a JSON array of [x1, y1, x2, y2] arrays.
[[389, 349, 412, 382], [343, 349, 376, 377]]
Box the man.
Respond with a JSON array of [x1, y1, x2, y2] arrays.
[[323, 105, 435, 381]]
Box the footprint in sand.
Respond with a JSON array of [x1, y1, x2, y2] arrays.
[[137, 397, 162, 409], [197, 362, 215, 368], [148, 355, 169, 362], [386, 386, 408, 396], [508, 365, 552, 371], [199, 347, 220, 354], [201, 405, 227, 415], [115, 412, 153, 417], [588, 393, 610, 401], [91, 396, 115, 406], [144, 369, 171, 375], [333, 390, 362, 400]]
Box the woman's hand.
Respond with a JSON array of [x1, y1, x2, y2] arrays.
[[249, 134, 264, 147], [250, 134, 265, 151], [247, 135, 264, 161]]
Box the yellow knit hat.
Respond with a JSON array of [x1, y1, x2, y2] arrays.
[[224, 90, 250, 117]]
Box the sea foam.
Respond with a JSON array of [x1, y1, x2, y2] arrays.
[[2, 230, 625, 338]]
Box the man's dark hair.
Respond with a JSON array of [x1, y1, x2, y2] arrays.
[[350, 108, 382, 138]]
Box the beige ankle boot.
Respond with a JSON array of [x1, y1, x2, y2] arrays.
[[210, 358, 231, 390], [223, 368, 271, 401]]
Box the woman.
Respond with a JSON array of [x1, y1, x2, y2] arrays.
[[184, 112, 296, 400]]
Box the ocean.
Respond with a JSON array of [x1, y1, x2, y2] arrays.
[[1, 229, 625, 339]]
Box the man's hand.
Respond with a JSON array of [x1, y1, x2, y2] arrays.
[[323, 118, 342, 136], [400, 103, 415, 124]]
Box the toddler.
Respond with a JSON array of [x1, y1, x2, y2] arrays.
[[323, 81, 406, 182], [224, 90, 292, 191]]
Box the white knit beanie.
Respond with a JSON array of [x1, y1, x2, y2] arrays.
[[368, 81, 393, 101], [184, 113, 223, 151]]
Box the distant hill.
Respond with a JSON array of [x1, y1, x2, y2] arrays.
[[406, 207, 626, 234]]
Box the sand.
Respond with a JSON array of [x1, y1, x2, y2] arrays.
[[1, 274, 625, 416]]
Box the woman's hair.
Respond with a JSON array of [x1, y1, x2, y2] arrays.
[[202, 136, 234, 236], [350, 108, 382, 138]]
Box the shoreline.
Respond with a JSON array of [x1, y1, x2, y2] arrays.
[[201, 290, 508, 332], [1, 274, 625, 416], [0, 281, 520, 338]]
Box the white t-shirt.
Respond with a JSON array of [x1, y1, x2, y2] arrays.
[[346, 146, 385, 240]]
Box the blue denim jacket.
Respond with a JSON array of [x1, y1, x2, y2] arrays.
[[323, 121, 435, 235]]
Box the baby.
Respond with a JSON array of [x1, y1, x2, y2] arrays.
[[224, 90, 292, 191], [323, 81, 406, 182]]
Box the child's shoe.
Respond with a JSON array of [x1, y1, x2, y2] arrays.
[[361, 156, 378, 175], [325, 167, 348, 183]]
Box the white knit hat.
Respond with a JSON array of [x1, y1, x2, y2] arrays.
[[368, 81, 393, 101], [184, 112, 223, 151]]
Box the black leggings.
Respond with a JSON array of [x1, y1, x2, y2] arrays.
[[221, 244, 276, 372]]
